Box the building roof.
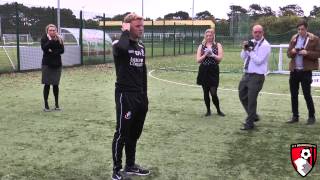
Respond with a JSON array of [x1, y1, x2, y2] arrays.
[[100, 20, 215, 28]]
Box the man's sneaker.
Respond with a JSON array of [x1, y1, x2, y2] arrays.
[[124, 164, 150, 176], [111, 171, 122, 180]]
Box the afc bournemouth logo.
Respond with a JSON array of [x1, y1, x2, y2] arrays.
[[124, 111, 132, 120], [291, 143, 317, 177]]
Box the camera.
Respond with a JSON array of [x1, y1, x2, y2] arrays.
[[244, 40, 255, 51], [296, 48, 304, 52]]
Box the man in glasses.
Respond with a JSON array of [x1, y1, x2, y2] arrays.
[[239, 24, 271, 130], [287, 20, 320, 125]]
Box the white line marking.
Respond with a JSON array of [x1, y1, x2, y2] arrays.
[[148, 69, 320, 98]]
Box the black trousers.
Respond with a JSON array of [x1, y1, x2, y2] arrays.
[[238, 73, 265, 126], [112, 92, 148, 172], [289, 70, 315, 118]]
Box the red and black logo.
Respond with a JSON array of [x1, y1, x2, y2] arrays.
[[291, 143, 317, 177]]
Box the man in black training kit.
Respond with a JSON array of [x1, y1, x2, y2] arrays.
[[111, 13, 150, 180]]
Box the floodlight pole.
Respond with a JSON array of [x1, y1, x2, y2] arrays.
[[192, 0, 194, 20], [57, 0, 61, 34], [142, 0, 144, 18]]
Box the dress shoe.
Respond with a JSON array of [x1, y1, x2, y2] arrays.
[[254, 115, 260, 122], [217, 111, 225, 117], [240, 124, 254, 130], [306, 117, 316, 125], [287, 116, 299, 123]]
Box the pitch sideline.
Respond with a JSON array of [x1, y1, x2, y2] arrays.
[[148, 69, 320, 99]]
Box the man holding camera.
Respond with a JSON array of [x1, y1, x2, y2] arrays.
[[239, 24, 271, 130], [286, 20, 320, 125]]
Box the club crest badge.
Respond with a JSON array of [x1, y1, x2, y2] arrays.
[[291, 143, 317, 177]]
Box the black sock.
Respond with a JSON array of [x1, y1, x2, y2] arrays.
[[43, 85, 50, 109], [53, 85, 59, 108]]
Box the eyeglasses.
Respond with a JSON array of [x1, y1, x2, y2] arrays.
[[253, 31, 262, 34], [298, 28, 306, 31]]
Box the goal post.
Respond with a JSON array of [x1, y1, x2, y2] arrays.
[[269, 44, 289, 74]]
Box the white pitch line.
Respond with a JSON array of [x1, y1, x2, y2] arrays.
[[149, 69, 320, 98]]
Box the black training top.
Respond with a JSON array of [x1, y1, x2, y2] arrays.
[[113, 30, 147, 94]]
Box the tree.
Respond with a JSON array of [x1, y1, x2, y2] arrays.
[[279, 4, 304, 16], [310, 6, 320, 17], [112, 12, 130, 21], [195, 10, 214, 20], [227, 5, 247, 18], [164, 11, 190, 20]]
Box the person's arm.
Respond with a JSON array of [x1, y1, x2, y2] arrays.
[[41, 35, 53, 53], [196, 45, 209, 63], [51, 39, 64, 55], [240, 41, 249, 61], [287, 35, 297, 58], [249, 43, 271, 65], [213, 43, 223, 63], [142, 61, 147, 94], [117, 23, 131, 50], [302, 37, 320, 59]]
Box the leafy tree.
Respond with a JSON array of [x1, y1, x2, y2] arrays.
[[164, 11, 190, 20], [112, 12, 130, 21], [195, 10, 214, 20], [279, 4, 304, 16], [310, 6, 320, 17], [227, 5, 247, 18]]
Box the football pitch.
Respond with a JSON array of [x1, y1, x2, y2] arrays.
[[0, 54, 319, 179]]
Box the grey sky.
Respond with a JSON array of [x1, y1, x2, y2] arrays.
[[1, 0, 319, 19]]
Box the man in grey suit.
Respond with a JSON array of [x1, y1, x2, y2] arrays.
[[239, 24, 271, 130]]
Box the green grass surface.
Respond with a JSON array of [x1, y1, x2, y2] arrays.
[[0, 55, 320, 180]]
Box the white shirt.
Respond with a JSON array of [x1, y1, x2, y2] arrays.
[[240, 38, 271, 75]]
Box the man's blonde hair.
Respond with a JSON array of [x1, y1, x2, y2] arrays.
[[123, 12, 143, 23]]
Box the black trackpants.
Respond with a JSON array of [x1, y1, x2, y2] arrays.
[[289, 70, 315, 118], [112, 92, 148, 172]]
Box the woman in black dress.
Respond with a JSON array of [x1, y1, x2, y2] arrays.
[[41, 24, 64, 111], [196, 29, 225, 117]]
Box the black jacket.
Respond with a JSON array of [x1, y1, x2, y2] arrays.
[[41, 35, 64, 68], [113, 30, 147, 93]]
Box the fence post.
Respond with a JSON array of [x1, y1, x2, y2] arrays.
[[15, 3, 20, 71], [173, 22, 176, 56], [80, 10, 83, 65], [151, 20, 154, 57], [191, 23, 194, 53], [162, 20, 165, 56], [184, 24, 186, 54], [103, 13, 106, 63]]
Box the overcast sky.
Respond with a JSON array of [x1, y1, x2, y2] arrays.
[[1, 0, 319, 19]]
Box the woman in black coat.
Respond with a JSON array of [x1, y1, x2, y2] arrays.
[[41, 24, 64, 111]]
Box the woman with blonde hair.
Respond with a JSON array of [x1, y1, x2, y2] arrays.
[[41, 24, 64, 111], [196, 28, 225, 117]]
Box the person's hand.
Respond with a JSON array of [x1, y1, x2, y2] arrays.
[[298, 49, 308, 56], [291, 48, 297, 55], [47, 34, 52, 40], [242, 41, 249, 50], [121, 23, 130, 32]]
